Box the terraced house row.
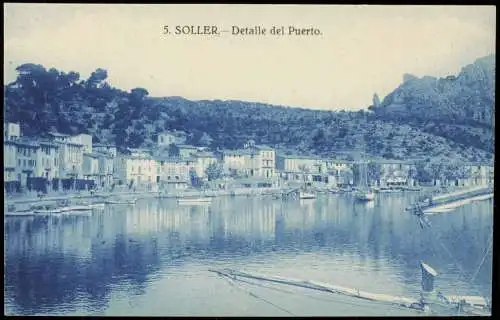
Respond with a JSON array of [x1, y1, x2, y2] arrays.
[[3, 122, 494, 193]]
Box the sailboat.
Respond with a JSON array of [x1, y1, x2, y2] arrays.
[[355, 160, 374, 202]]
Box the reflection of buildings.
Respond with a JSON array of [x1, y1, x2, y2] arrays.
[[4, 216, 93, 258], [124, 199, 278, 243], [224, 199, 277, 240]]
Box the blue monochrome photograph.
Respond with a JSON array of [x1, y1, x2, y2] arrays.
[[3, 4, 495, 317]]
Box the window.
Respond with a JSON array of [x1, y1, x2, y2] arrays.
[[23, 159, 26, 167], [18, 159, 21, 166]]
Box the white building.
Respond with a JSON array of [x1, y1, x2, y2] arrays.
[[4, 123, 21, 184], [34, 140, 60, 181], [96, 152, 114, 188], [15, 138, 40, 187], [115, 153, 157, 189], [191, 151, 218, 178], [56, 140, 84, 179], [223, 144, 276, 179], [223, 150, 249, 175], [4, 139, 17, 183], [83, 152, 100, 183], [155, 157, 190, 189]]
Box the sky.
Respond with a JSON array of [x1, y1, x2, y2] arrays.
[[3, 4, 496, 111]]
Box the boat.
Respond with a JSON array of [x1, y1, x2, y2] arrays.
[[5, 210, 36, 217], [298, 191, 316, 199], [403, 186, 422, 192], [209, 261, 491, 316], [376, 187, 397, 193], [177, 197, 212, 205], [406, 186, 493, 216], [59, 205, 93, 213], [33, 204, 63, 215], [354, 159, 375, 202], [104, 197, 137, 205], [77, 202, 106, 209], [355, 190, 375, 201]]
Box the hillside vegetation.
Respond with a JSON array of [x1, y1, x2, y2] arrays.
[[4, 55, 495, 163]]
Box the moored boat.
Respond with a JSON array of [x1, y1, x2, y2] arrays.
[[298, 191, 316, 199], [104, 197, 137, 205], [355, 190, 375, 201], [33, 205, 63, 215], [177, 197, 212, 205], [5, 210, 36, 217]]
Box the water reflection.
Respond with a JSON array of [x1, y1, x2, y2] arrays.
[[4, 193, 493, 315]]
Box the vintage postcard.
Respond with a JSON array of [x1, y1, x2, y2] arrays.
[[4, 4, 495, 316]]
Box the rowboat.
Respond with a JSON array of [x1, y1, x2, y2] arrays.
[[298, 191, 316, 199], [5, 210, 36, 217], [355, 190, 375, 201], [209, 261, 491, 316], [34, 208, 63, 215], [77, 202, 106, 209], [104, 198, 137, 205], [177, 197, 212, 205], [59, 205, 92, 213]]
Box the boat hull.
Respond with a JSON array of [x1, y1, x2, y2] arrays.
[[355, 192, 374, 201]]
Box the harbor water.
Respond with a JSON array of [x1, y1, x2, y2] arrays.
[[4, 193, 493, 316]]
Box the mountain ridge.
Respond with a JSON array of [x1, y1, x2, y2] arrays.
[[3, 55, 495, 163]]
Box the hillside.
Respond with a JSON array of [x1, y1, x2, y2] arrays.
[[369, 54, 495, 154], [3, 56, 495, 163]]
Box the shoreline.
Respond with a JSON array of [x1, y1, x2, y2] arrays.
[[4, 184, 473, 208]]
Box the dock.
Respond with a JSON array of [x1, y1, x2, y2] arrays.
[[407, 185, 493, 215]]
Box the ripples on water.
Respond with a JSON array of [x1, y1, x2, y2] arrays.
[[4, 193, 493, 316]]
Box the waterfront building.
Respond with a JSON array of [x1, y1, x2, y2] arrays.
[[96, 152, 115, 188], [34, 140, 60, 181], [155, 157, 190, 189], [82, 152, 100, 184], [375, 159, 415, 187], [115, 152, 157, 189], [191, 151, 218, 179], [276, 154, 325, 183], [256, 145, 276, 178], [223, 143, 276, 179], [4, 139, 17, 184], [466, 162, 494, 186], [15, 138, 40, 187], [4, 123, 21, 186], [222, 149, 249, 176], [55, 140, 84, 179]]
